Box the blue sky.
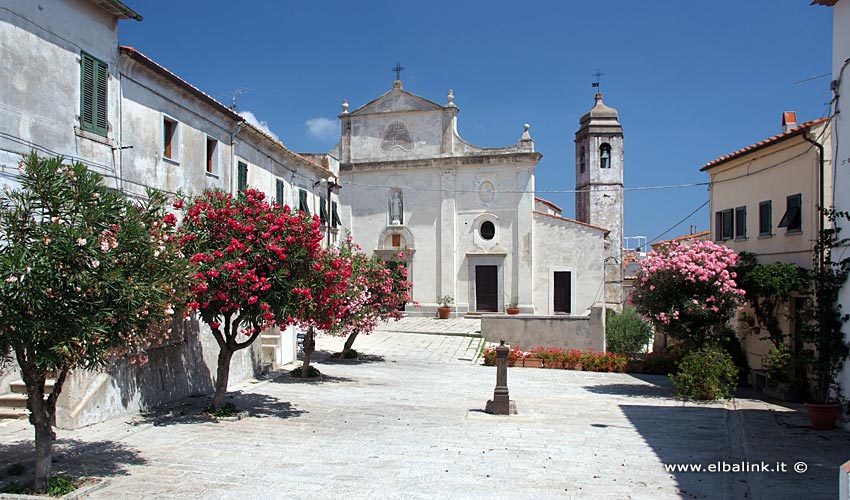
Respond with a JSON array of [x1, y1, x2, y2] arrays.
[[119, 1, 833, 245]]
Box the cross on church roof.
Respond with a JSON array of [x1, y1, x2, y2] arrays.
[[592, 68, 606, 91], [392, 62, 405, 81]]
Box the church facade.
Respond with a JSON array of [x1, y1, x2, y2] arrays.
[[332, 80, 624, 317]]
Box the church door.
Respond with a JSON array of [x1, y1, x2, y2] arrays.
[[475, 265, 498, 312], [553, 271, 571, 314]]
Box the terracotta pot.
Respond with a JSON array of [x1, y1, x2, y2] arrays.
[[506, 307, 520, 315], [437, 306, 451, 319], [804, 402, 841, 430], [572, 362, 583, 371], [523, 358, 543, 368], [507, 359, 517, 367], [545, 360, 564, 369]]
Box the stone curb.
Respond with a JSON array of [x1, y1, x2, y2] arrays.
[[0, 477, 110, 500]]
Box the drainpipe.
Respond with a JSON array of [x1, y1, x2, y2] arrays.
[[802, 128, 825, 270], [230, 121, 244, 195]]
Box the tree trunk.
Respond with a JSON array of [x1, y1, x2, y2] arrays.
[[340, 331, 359, 359], [301, 327, 315, 378], [212, 346, 234, 410], [17, 360, 61, 493], [32, 412, 54, 492]]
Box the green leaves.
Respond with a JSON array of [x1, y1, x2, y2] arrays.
[[0, 152, 190, 374]]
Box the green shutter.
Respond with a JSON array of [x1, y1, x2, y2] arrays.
[[319, 196, 328, 224], [298, 189, 309, 214], [275, 179, 284, 204], [237, 161, 248, 192], [332, 201, 341, 228], [80, 52, 108, 136]]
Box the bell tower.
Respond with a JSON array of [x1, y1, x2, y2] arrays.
[[575, 92, 624, 308]]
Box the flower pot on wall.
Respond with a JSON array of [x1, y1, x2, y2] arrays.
[[506, 307, 520, 315], [437, 306, 451, 319], [804, 402, 840, 430], [522, 357, 543, 368]]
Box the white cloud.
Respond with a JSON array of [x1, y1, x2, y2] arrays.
[[239, 111, 278, 141], [305, 117, 338, 140]]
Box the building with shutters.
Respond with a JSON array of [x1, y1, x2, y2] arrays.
[[701, 112, 832, 373], [0, 0, 333, 426]]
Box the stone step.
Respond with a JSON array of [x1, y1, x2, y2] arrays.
[[0, 407, 28, 420], [9, 379, 55, 395], [0, 394, 29, 408]]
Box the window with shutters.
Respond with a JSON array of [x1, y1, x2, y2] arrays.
[[275, 179, 284, 205], [778, 194, 802, 233], [319, 196, 328, 225], [80, 52, 108, 136], [206, 137, 217, 174], [163, 117, 178, 160], [734, 206, 747, 240], [759, 201, 772, 237], [237, 161, 247, 192], [298, 189, 309, 214], [331, 201, 341, 229]]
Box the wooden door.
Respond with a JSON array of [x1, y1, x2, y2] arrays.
[[475, 265, 498, 312], [553, 271, 571, 314]]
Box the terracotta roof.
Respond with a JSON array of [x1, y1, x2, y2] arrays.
[[651, 230, 711, 250], [120, 46, 241, 121], [701, 118, 828, 171], [534, 196, 563, 213], [119, 46, 331, 177], [533, 211, 609, 234]]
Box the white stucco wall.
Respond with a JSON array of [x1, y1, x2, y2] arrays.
[[0, 0, 123, 190], [828, 0, 850, 427], [339, 158, 537, 314], [119, 55, 234, 198], [532, 213, 606, 315]]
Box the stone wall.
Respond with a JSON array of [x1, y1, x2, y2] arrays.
[[480, 307, 604, 351]]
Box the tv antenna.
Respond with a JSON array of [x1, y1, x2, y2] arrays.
[[228, 87, 251, 111]]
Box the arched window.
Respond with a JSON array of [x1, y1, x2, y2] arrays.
[[580, 146, 586, 173], [599, 143, 611, 169]]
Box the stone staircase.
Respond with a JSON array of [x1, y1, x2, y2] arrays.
[[0, 379, 54, 420], [260, 331, 280, 368]]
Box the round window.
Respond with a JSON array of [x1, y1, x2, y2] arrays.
[[480, 221, 496, 240]]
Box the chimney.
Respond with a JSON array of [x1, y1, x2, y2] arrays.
[[782, 111, 797, 132]]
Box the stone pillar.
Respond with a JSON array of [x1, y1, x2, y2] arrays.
[[438, 168, 457, 308], [486, 341, 517, 415]]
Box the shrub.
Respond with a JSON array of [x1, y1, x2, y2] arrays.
[[606, 307, 653, 353], [670, 345, 738, 400], [631, 240, 745, 348]]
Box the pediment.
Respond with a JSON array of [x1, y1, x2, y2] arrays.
[[350, 89, 444, 116]]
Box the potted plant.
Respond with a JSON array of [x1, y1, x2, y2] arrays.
[[437, 294, 454, 320], [800, 208, 850, 429], [522, 350, 543, 368], [506, 295, 520, 315]]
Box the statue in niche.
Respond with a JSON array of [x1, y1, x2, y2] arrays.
[[390, 191, 403, 225]]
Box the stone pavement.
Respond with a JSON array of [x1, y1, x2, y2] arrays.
[[374, 315, 483, 337], [1, 322, 848, 499]]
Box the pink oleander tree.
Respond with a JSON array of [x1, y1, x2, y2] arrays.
[[630, 239, 745, 348], [331, 241, 411, 359], [288, 245, 354, 378], [176, 188, 327, 405], [0, 153, 189, 491]]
